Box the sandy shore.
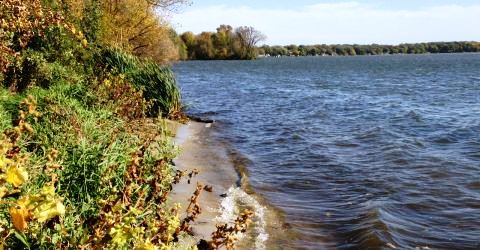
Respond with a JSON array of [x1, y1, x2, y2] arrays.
[[170, 121, 239, 239], [169, 121, 294, 250]]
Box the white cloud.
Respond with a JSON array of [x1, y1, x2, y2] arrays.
[[170, 2, 480, 45]]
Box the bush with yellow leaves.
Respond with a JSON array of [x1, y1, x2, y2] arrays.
[[0, 96, 65, 247], [0, 0, 89, 91]]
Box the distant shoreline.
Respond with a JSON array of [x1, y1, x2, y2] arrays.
[[178, 51, 480, 62], [259, 51, 480, 58], [176, 41, 480, 60], [259, 41, 480, 58]]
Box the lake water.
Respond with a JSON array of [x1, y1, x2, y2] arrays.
[[173, 54, 480, 249]]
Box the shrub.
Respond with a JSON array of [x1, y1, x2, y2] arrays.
[[0, 83, 182, 248], [0, 0, 73, 72], [96, 74, 152, 120], [3, 50, 53, 91], [1, 0, 89, 91]]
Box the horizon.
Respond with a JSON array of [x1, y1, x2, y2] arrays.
[[171, 0, 480, 45], [262, 41, 480, 47]]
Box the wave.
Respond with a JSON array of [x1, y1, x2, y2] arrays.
[[216, 187, 268, 250], [428, 123, 480, 144]]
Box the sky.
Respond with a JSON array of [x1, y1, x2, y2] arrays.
[[170, 0, 480, 45]]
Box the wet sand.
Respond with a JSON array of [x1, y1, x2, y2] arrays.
[[169, 121, 295, 249], [170, 121, 239, 240]]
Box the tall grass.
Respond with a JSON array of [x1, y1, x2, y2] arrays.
[[101, 48, 182, 117]]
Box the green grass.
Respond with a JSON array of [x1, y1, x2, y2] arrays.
[[0, 78, 180, 248], [0, 88, 13, 131]]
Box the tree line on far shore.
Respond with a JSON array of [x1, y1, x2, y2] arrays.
[[176, 25, 480, 60], [178, 25, 266, 60], [260, 42, 480, 57]]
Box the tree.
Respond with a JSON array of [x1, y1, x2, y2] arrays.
[[285, 45, 299, 56], [146, 0, 191, 11], [91, 0, 189, 63], [346, 46, 356, 56], [213, 25, 234, 59], [195, 32, 215, 59], [179, 25, 266, 60], [234, 26, 266, 59], [180, 32, 197, 59]]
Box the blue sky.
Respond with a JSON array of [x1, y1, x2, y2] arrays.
[[171, 1, 480, 45], [185, 0, 480, 10]]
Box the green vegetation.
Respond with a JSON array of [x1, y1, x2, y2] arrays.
[[260, 42, 480, 57], [100, 48, 181, 118], [0, 1, 251, 249], [179, 25, 266, 60]]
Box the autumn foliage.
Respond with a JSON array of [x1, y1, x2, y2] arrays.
[[0, 96, 65, 242], [179, 25, 266, 60], [0, 0, 254, 249], [0, 0, 84, 74], [63, 0, 186, 63], [100, 0, 179, 63]]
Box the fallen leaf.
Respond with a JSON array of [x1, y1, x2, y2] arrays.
[[6, 166, 28, 187], [10, 205, 28, 231]]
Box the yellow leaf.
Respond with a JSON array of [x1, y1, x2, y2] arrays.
[[0, 157, 5, 170], [0, 155, 12, 170], [6, 166, 28, 187], [103, 79, 111, 87], [35, 200, 65, 222], [9, 205, 28, 231], [40, 185, 55, 196], [135, 241, 158, 250], [110, 225, 129, 246]]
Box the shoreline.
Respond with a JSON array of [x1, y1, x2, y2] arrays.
[[170, 121, 239, 241], [169, 121, 294, 249]]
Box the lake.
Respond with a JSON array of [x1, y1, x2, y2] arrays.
[[173, 54, 480, 249]]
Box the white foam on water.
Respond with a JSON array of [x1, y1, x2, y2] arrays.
[[216, 186, 269, 250]]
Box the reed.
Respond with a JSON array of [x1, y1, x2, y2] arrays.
[[101, 48, 182, 118]]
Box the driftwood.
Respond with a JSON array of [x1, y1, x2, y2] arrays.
[[188, 115, 215, 124]]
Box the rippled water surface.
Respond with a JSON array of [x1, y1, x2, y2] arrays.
[[173, 54, 480, 249]]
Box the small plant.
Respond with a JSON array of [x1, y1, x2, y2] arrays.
[[176, 183, 205, 236], [207, 210, 254, 250]]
